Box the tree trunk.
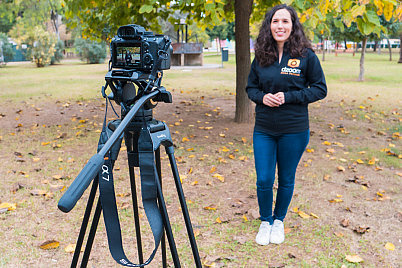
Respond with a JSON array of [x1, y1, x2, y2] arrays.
[[399, 32, 402, 63], [322, 38, 325, 61], [358, 37, 367, 82], [387, 38, 392, 61], [234, 0, 253, 123], [344, 39, 347, 52], [374, 40, 377, 52]]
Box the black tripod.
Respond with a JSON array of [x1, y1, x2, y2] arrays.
[[58, 71, 202, 267]]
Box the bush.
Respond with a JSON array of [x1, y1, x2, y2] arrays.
[[74, 38, 107, 64], [26, 26, 57, 67], [0, 33, 15, 64], [51, 39, 64, 65]]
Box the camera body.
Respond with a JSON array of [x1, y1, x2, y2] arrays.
[[110, 24, 171, 72]]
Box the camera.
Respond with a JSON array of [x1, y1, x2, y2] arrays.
[[110, 24, 172, 72]]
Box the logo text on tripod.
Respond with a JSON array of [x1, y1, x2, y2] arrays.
[[102, 165, 110, 181], [157, 134, 167, 139]]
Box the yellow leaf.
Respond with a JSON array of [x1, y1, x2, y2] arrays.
[[337, 166, 345, 172], [174, 122, 181, 126], [356, 159, 364, 164], [188, 167, 193, 174], [58, 157, 63, 162], [329, 198, 343, 203], [52, 175, 62, 180], [345, 254, 363, 263], [64, 243, 84, 253], [41, 142, 50, 146], [186, 148, 194, 151], [212, 173, 225, 182], [385, 242, 395, 251], [209, 167, 216, 173], [182, 137, 189, 142], [221, 146, 230, 152], [241, 137, 247, 143], [219, 133, 226, 137], [322, 141, 331, 146], [39, 240, 60, 250], [228, 154, 235, 159], [242, 215, 248, 222], [203, 206, 217, 211], [0, 202, 17, 211], [310, 212, 319, 219], [298, 210, 310, 219], [216, 217, 222, 224], [191, 180, 198, 186], [32, 157, 40, 162], [306, 148, 314, 153], [292, 207, 299, 213], [326, 148, 335, 154], [238, 156, 248, 161]]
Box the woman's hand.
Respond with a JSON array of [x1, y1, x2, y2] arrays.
[[263, 92, 285, 107]]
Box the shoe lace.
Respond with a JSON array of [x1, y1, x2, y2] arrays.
[[272, 221, 283, 232], [259, 222, 270, 231]]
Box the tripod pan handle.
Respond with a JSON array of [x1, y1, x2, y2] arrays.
[[58, 154, 104, 213]]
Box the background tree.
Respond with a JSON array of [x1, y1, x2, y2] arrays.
[[0, 32, 15, 64]]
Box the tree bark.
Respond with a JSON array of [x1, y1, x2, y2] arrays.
[[399, 32, 402, 63], [386, 38, 392, 61], [344, 39, 347, 52], [322, 38, 325, 61], [234, 0, 253, 123], [358, 37, 367, 82]]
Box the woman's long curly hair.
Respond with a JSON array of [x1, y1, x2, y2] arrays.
[[254, 4, 312, 67]]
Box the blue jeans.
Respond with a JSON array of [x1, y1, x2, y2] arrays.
[[253, 130, 309, 224]]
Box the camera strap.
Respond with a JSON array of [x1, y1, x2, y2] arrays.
[[97, 100, 162, 267]]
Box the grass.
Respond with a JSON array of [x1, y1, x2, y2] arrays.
[[0, 51, 401, 267]]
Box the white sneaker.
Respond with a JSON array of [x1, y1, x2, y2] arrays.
[[270, 219, 285, 244], [255, 221, 272, 245]]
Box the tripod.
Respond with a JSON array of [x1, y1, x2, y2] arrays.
[[58, 72, 202, 267]]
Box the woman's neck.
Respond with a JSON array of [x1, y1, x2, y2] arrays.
[[277, 42, 284, 63]]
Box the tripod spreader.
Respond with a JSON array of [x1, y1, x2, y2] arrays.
[[58, 88, 165, 213]]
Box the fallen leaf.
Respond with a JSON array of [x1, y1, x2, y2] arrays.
[[39, 240, 60, 250], [0, 202, 17, 211], [298, 210, 310, 219], [310, 212, 319, 219], [203, 205, 217, 211], [353, 225, 370, 234], [340, 219, 350, 227], [345, 254, 363, 263], [212, 173, 225, 183], [385, 242, 395, 251], [337, 166, 345, 172], [30, 189, 47, 196], [334, 232, 344, 237]]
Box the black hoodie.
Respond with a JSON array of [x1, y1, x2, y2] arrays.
[[246, 48, 327, 134]]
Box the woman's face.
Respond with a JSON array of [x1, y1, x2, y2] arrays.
[[270, 9, 292, 45]]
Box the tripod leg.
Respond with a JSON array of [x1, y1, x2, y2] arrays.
[[153, 164, 181, 267], [80, 198, 102, 268], [129, 166, 144, 264], [166, 146, 202, 268], [70, 177, 99, 268], [155, 148, 167, 268]]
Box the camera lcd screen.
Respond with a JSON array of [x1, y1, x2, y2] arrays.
[[116, 46, 141, 64]]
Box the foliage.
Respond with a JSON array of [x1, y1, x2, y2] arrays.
[[51, 39, 65, 65], [74, 38, 107, 64], [27, 27, 57, 67], [0, 2, 17, 34], [0, 33, 15, 63]]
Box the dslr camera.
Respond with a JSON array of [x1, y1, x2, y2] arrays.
[[110, 24, 172, 72]]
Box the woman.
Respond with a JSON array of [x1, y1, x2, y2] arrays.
[[246, 4, 327, 245]]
